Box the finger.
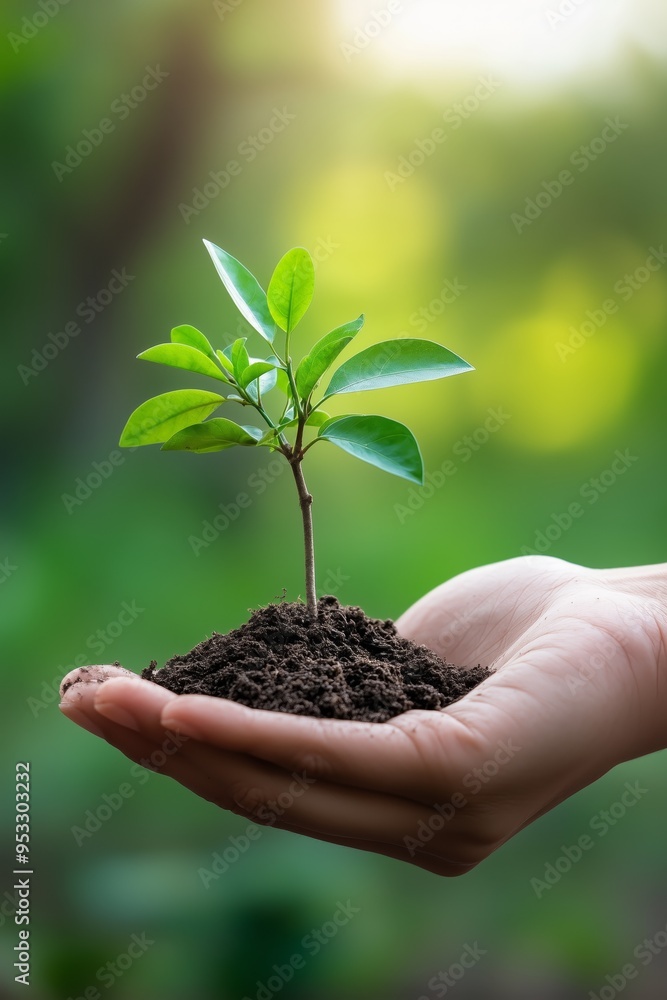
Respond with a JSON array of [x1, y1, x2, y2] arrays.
[[61, 678, 488, 869], [87, 677, 313, 813], [81, 683, 484, 858], [59, 664, 144, 740], [60, 673, 225, 804], [60, 663, 138, 701], [159, 696, 453, 803], [62, 670, 197, 766], [60, 695, 224, 800], [92, 677, 180, 739], [64, 680, 470, 860], [163, 728, 484, 859], [61, 674, 357, 825]]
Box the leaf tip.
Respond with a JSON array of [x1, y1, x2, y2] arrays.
[[202, 238, 219, 263]]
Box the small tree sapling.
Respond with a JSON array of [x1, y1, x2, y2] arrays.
[[119, 241, 474, 618]]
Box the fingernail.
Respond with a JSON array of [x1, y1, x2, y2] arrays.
[[59, 664, 131, 700], [60, 705, 105, 739], [160, 715, 198, 738], [95, 701, 140, 732]]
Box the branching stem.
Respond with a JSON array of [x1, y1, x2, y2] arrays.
[[244, 378, 316, 615]]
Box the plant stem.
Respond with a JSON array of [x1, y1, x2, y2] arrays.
[[290, 456, 317, 618], [286, 360, 303, 418], [245, 370, 316, 614], [241, 391, 291, 452]]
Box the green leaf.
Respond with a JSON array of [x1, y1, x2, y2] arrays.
[[203, 240, 277, 345], [231, 338, 250, 380], [162, 418, 261, 453], [267, 248, 315, 333], [279, 401, 296, 425], [306, 409, 330, 427], [275, 368, 291, 396], [137, 343, 229, 382], [239, 361, 277, 389], [295, 315, 364, 399], [276, 408, 330, 432], [170, 325, 217, 362], [216, 349, 234, 374], [240, 425, 264, 441], [119, 390, 225, 447], [257, 428, 283, 449], [245, 356, 278, 401], [324, 340, 474, 398], [318, 414, 424, 484]]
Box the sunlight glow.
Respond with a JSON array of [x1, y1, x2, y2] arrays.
[[471, 312, 641, 451], [335, 0, 667, 90]]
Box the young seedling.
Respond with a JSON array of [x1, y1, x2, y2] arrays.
[[120, 241, 474, 618]]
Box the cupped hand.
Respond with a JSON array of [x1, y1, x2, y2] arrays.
[[59, 556, 667, 876]]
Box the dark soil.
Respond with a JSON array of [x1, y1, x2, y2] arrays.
[[142, 596, 490, 723]]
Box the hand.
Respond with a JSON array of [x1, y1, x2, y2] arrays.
[[59, 556, 667, 876]]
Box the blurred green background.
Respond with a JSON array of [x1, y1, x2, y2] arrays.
[[2, 0, 667, 996]]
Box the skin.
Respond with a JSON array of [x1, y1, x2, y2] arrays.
[[59, 556, 667, 877]]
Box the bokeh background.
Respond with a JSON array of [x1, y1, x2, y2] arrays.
[[3, 0, 667, 996]]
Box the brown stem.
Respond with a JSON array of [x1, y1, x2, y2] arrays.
[[290, 457, 317, 618]]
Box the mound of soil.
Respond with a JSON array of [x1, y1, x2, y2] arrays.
[[143, 596, 490, 723]]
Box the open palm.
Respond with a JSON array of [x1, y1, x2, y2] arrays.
[[60, 556, 666, 876]]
